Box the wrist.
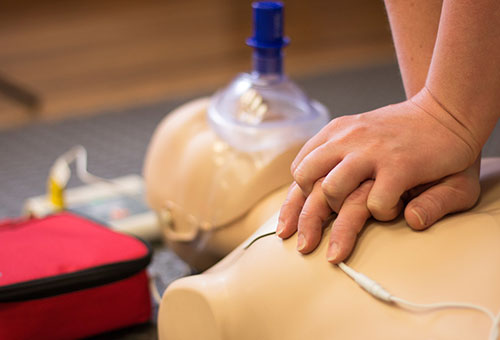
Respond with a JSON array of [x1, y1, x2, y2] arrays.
[[410, 87, 482, 164]]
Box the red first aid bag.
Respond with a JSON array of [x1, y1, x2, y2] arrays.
[[0, 212, 152, 340]]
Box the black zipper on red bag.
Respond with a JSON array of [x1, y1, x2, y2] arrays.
[[0, 238, 152, 302]]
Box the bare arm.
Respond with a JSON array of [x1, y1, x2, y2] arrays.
[[385, 0, 442, 98], [426, 0, 500, 147]]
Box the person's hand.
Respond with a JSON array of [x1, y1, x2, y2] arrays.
[[276, 179, 373, 261], [404, 156, 480, 230], [277, 159, 481, 263], [291, 88, 481, 222]]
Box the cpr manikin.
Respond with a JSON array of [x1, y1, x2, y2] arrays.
[[157, 158, 500, 340], [143, 3, 329, 270]]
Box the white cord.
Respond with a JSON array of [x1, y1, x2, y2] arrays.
[[338, 262, 500, 339], [148, 272, 163, 305], [51, 145, 111, 186], [390, 296, 496, 321], [48, 145, 145, 209], [72, 145, 107, 184]]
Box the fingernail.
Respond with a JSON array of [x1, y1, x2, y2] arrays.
[[276, 222, 285, 237], [411, 208, 426, 228], [327, 242, 340, 263], [297, 233, 306, 251]]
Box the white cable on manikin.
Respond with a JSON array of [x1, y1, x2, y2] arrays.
[[337, 262, 500, 340]]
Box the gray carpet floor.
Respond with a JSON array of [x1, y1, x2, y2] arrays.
[[1, 62, 499, 339]]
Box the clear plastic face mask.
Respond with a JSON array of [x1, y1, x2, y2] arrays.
[[207, 72, 330, 153]]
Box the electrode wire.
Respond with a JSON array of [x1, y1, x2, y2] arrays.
[[338, 261, 500, 340]]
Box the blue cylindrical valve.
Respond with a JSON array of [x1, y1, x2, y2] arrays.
[[246, 2, 290, 75]]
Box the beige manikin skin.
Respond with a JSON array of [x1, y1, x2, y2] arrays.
[[158, 158, 500, 340], [143, 98, 301, 270]]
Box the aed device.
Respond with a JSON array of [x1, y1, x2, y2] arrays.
[[24, 146, 160, 241]]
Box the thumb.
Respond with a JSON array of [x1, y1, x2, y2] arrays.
[[404, 177, 480, 230]]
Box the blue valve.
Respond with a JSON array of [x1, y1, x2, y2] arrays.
[[246, 2, 290, 75]]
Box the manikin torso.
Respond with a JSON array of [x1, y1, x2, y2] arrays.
[[144, 98, 301, 270], [158, 158, 500, 340]]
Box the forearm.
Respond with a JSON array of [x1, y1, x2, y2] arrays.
[[384, 0, 443, 98], [426, 0, 500, 149]]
